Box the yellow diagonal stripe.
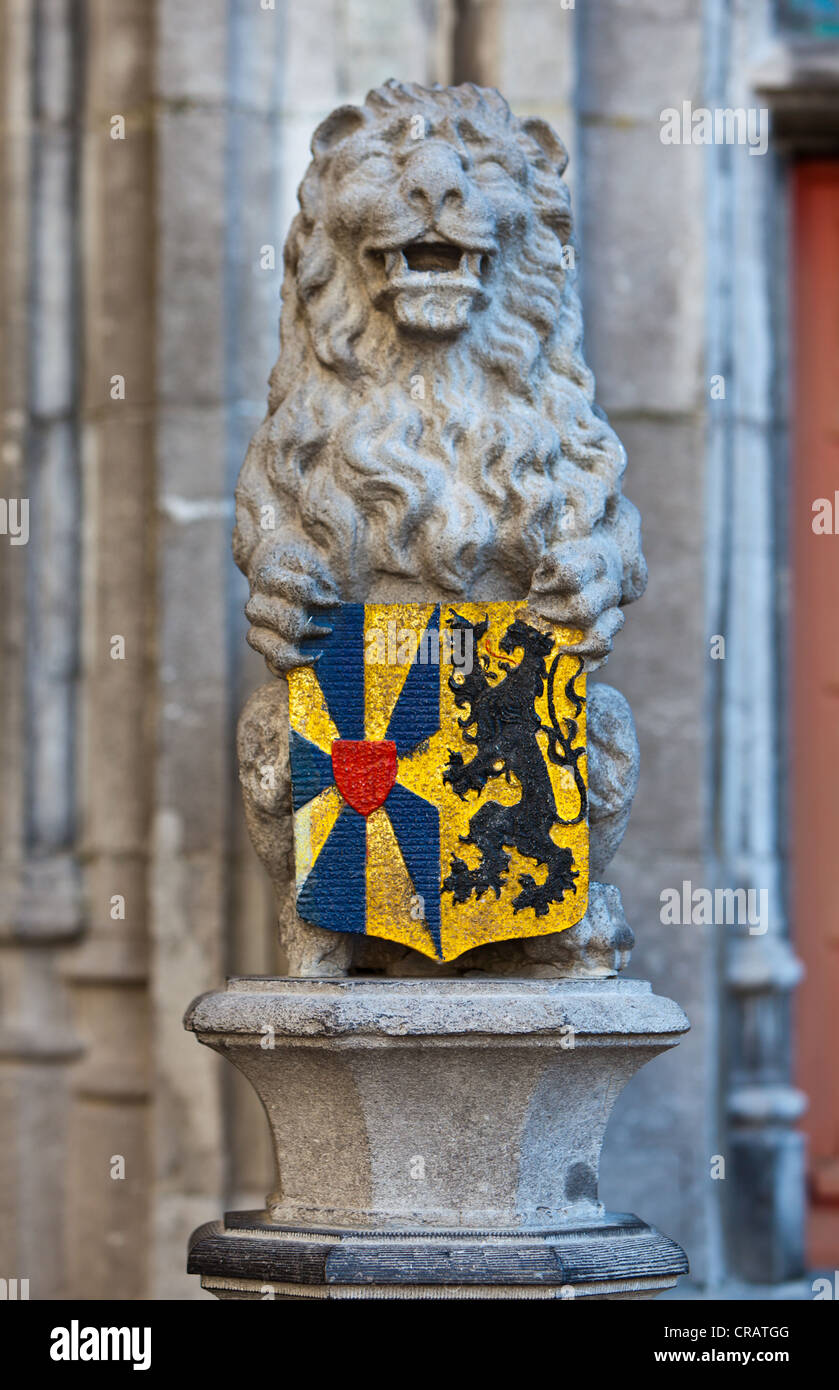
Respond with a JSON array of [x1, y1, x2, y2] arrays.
[[363, 602, 436, 739], [287, 667, 340, 753], [396, 726, 449, 802], [365, 807, 438, 960], [294, 784, 343, 889]]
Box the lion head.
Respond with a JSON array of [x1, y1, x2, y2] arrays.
[[269, 79, 577, 388], [290, 79, 573, 352], [234, 80, 644, 624]]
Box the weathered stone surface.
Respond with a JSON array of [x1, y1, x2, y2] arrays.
[[588, 682, 640, 874], [577, 0, 702, 123], [577, 124, 705, 417], [522, 880, 634, 976], [0, 0, 84, 1305], [189, 1212, 688, 1300], [232, 80, 648, 974], [185, 975, 689, 1297], [156, 0, 228, 105], [186, 973, 688, 1039], [186, 976, 688, 1229], [235, 81, 646, 673]]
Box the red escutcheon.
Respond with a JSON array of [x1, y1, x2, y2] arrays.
[[331, 740, 397, 816]]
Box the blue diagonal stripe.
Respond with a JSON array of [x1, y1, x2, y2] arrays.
[[299, 602, 365, 741], [385, 605, 441, 756], [289, 729, 335, 812], [386, 783, 442, 958], [296, 804, 367, 934]]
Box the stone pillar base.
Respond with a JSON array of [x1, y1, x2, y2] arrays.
[[188, 1210, 687, 1300], [184, 977, 690, 1301]]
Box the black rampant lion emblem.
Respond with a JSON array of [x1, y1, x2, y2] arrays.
[[442, 612, 587, 916]]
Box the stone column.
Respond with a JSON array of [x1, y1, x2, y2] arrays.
[[712, 0, 806, 1285], [574, 0, 715, 1284], [187, 978, 687, 1299], [185, 78, 690, 1301], [0, 0, 84, 1301], [60, 0, 158, 1302]]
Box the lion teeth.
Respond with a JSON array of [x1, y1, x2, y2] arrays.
[[463, 252, 483, 277], [384, 251, 405, 278]]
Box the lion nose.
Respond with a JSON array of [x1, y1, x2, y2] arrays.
[[402, 145, 467, 217]]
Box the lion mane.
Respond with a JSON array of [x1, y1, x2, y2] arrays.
[[234, 79, 645, 615]]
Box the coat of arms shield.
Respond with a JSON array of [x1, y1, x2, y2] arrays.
[[287, 602, 589, 962]]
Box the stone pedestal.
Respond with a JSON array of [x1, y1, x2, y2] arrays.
[[184, 976, 689, 1300]]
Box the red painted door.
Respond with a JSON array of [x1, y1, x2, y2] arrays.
[[792, 160, 839, 1268]]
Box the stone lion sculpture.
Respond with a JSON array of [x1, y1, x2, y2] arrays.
[[233, 80, 644, 977]]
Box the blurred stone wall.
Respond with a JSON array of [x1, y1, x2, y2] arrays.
[[0, 0, 801, 1298]]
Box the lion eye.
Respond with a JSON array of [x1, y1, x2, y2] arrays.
[[342, 151, 390, 179], [478, 156, 526, 185]]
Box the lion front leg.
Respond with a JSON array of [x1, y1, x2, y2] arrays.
[[243, 537, 340, 676], [443, 746, 494, 799], [527, 498, 647, 671], [527, 533, 624, 669]]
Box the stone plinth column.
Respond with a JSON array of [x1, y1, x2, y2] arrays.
[[185, 80, 689, 1300], [186, 978, 688, 1299]]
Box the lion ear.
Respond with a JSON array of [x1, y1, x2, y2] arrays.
[[522, 117, 569, 175], [311, 105, 366, 157]]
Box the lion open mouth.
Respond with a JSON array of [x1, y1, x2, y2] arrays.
[[372, 233, 491, 332], [403, 242, 465, 273], [382, 239, 486, 286]]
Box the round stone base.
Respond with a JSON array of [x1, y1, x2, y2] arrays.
[[188, 1209, 688, 1300]]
